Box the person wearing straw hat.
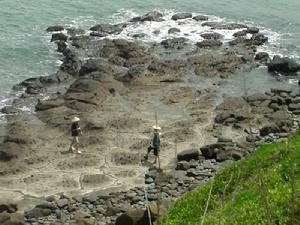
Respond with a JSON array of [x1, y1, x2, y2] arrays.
[[69, 116, 83, 153], [144, 125, 161, 164]]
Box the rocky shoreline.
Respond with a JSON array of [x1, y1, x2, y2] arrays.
[[0, 11, 300, 225]]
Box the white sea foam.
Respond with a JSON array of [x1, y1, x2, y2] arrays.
[[0, 9, 298, 122], [91, 9, 287, 60]]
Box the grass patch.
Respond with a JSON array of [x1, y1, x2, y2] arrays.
[[158, 132, 300, 225]]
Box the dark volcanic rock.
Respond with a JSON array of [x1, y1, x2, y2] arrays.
[[247, 27, 259, 34], [46, 25, 64, 32], [90, 24, 122, 34], [228, 37, 248, 46], [90, 31, 107, 37], [130, 11, 164, 22], [64, 78, 108, 111], [168, 28, 181, 34], [251, 33, 268, 45], [233, 30, 247, 37], [200, 143, 243, 162], [268, 56, 300, 74], [0, 148, 16, 162], [202, 22, 248, 30], [171, 13, 192, 20], [200, 32, 223, 40], [177, 149, 199, 161], [196, 39, 222, 48], [200, 144, 218, 159], [214, 97, 250, 124], [56, 40, 67, 52], [259, 123, 280, 136], [161, 37, 188, 49], [216, 149, 243, 162], [0, 204, 17, 213], [142, 12, 164, 22], [51, 33, 68, 42], [192, 15, 208, 21], [115, 209, 150, 225], [60, 49, 81, 75], [255, 52, 270, 63], [132, 33, 147, 38], [67, 27, 85, 37], [176, 161, 190, 170]]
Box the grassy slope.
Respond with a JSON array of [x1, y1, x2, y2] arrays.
[[159, 132, 300, 225]]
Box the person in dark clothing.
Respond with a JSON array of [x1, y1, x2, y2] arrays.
[[69, 117, 83, 153], [144, 125, 161, 164]]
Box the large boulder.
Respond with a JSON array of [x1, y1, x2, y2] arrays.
[[171, 13, 192, 20], [233, 30, 247, 37], [115, 209, 150, 225], [196, 39, 222, 48], [255, 52, 270, 63], [24, 208, 52, 219], [51, 33, 68, 42], [130, 11, 164, 22], [251, 33, 268, 45], [200, 143, 243, 162], [247, 27, 259, 34], [168, 28, 181, 34], [161, 37, 188, 49], [64, 78, 108, 111], [60, 49, 81, 76], [56, 40, 67, 52], [202, 22, 247, 30], [200, 32, 223, 40], [177, 149, 199, 161], [89, 23, 122, 34], [0, 204, 17, 213], [192, 15, 208, 21], [46, 25, 64, 32], [99, 39, 152, 67], [268, 56, 300, 74], [79, 59, 113, 76], [215, 97, 251, 124], [259, 123, 280, 137]]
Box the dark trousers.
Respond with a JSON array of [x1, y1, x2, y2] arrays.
[[147, 146, 159, 156]]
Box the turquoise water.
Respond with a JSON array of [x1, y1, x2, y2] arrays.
[[0, 0, 299, 105]]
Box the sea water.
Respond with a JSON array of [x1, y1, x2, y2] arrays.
[[0, 0, 299, 108]]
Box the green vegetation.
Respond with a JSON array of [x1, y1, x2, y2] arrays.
[[158, 132, 300, 225]]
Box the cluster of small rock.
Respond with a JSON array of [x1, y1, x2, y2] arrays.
[[22, 149, 220, 225]]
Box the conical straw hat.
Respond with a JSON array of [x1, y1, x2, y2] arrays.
[[72, 117, 80, 122], [152, 125, 161, 130]]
